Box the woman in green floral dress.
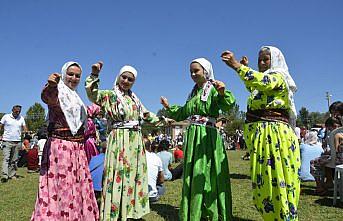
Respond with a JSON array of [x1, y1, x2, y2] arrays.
[[86, 62, 160, 221], [160, 58, 235, 221], [221, 46, 300, 220]]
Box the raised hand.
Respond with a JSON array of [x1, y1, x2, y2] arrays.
[[91, 61, 104, 76], [160, 96, 170, 109], [240, 56, 249, 66], [212, 80, 226, 96], [221, 50, 241, 70], [48, 73, 61, 86]]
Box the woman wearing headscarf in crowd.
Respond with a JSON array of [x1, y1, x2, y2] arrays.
[[85, 103, 101, 163], [299, 131, 323, 181], [31, 61, 99, 220], [86, 62, 164, 220], [160, 58, 236, 221], [221, 46, 300, 221]]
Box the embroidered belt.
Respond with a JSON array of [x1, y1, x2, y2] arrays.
[[111, 120, 140, 130], [245, 109, 289, 124], [50, 128, 84, 142], [188, 115, 217, 128]]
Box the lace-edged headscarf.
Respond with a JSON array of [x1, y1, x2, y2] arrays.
[[58, 61, 87, 135]]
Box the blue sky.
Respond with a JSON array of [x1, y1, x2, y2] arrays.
[[0, 0, 342, 116]]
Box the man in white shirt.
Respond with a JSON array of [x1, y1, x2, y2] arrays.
[[144, 138, 165, 202], [0, 105, 27, 183]]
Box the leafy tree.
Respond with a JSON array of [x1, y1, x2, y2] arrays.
[[296, 107, 329, 128], [25, 103, 46, 132], [297, 107, 310, 128], [221, 104, 245, 137]]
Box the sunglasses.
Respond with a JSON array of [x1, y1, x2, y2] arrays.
[[121, 75, 135, 82]]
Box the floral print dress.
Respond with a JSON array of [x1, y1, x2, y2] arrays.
[[237, 65, 300, 221], [86, 75, 158, 221]]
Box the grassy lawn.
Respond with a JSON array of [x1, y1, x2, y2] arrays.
[[0, 150, 342, 220]]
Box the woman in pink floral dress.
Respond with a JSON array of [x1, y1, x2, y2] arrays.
[[31, 61, 99, 221]]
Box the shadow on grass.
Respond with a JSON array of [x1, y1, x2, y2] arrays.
[[233, 217, 256, 221], [300, 188, 319, 196], [230, 173, 250, 180], [314, 197, 343, 208], [150, 203, 179, 220]]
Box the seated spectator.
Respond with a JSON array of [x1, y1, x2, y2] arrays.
[[174, 142, 184, 163], [17, 134, 31, 167], [157, 140, 183, 181], [145, 138, 165, 202], [89, 142, 106, 209], [157, 140, 173, 181], [27, 144, 39, 173], [299, 131, 323, 181], [311, 117, 342, 195]]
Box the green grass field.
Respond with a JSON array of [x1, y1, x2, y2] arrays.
[[0, 150, 342, 221]]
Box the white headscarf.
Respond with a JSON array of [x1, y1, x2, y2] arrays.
[[304, 131, 318, 145], [57, 61, 87, 135], [188, 58, 215, 102], [261, 46, 297, 125], [113, 65, 142, 117]]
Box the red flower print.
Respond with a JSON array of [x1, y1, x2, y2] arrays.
[[128, 187, 133, 195], [111, 204, 117, 212], [137, 180, 141, 186], [48, 172, 54, 178], [131, 199, 135, 205], [88, 206, 93, 212], [138, 191, 144, 197], [52, 195, 58, 201], [69, 203, 74, 209], [116, 175, 121, 183], [47, 210, 52, 216]]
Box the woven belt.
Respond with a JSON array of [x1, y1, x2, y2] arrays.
[[112, 120, 140, 130], [50, 128, 84, 142], [188, 115, 217, 128], [245, 109, 289, 124]]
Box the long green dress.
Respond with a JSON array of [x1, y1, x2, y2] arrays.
[[166, 85, 235, 221], [85, 75, 159, 221], [236, 65, 300, 221]]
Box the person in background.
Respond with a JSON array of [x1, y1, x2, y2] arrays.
[[0, 105, 28, 183], [84, 104, 101, 163], [17, 134, 31, 168], [89, 141, 106, 210], [27, 142, 39, 173], [174, 141, 184, 163], [299, 131, 323, 181], [145, 138, 165, 203], [157, 140, 173, 181], [36, 126, 48, 166]]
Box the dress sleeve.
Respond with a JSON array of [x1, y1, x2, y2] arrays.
[[214, 89, 236, 113], [41, 83, 59, 106], [165, 104, 189, 122], [85, 75, 115, 105], [141, 103, 161, 125], [237, 65, 286, 92]]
